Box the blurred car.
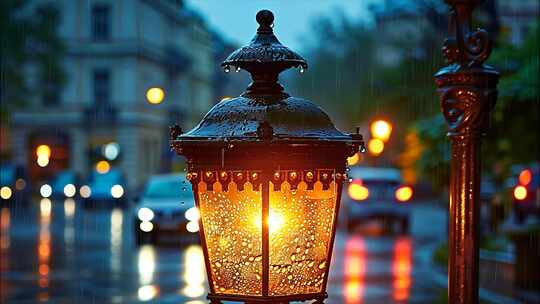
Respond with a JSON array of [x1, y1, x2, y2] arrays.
[[345, 166, 413, 233], [50, 170, 81, 199], [82, 168, 127, 207], [510, 164, 540, 224], [0, 163, 31, 205], [134, 173, 198, 244]]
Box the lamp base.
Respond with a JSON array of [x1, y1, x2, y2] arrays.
[[207, 292, 327, 303]]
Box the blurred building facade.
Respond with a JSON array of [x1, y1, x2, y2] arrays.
[[10, 0, 217, 190]]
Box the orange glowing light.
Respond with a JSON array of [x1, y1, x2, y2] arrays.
[[519, 169, 532, 186], [348, 181, 369, 201], [39, 264, 50, 276], [514, 186, 527, 200], [344, 236, 365, 304], [395, 186, 413, 202], [96, 160, 111, 174], [36, 145, 51, 158], [347, 153, 361, 166], [392, 238, 412, 302], [368, 138, 384, 156], [370, 120, 392, 142]]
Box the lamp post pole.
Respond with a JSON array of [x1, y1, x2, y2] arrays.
[[435, 1, 499, 303]]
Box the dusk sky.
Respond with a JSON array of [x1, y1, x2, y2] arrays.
[[186, 0, 375, 51]]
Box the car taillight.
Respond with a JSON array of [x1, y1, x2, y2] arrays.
[[348, 180, 369, 201], [395, 186, 413, 202], [519, 169, 532, 186], [514, 185, 527, 201]]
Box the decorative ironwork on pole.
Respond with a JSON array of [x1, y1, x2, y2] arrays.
[[435, 1, 499, 303]]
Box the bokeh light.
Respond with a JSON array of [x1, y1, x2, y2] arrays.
[[146, 87, 165, 104], [395, 186, 413, 202], [80, 185, 92, 198], [368, 138, 384, 156], [36, 145, 51, 158], [96, 160, 111, 174], [103, 142, 120, 160], [0, 186, 12, 200], [110, 184, 124, 198], [519, 169, 532, 186], [347, 153, 361, 166], [370, 120, 392, 142], [63, 184, 76, 198], [40, 184, 52, 198], [514, 185, 527, 200], [348, 181, 369, 201]]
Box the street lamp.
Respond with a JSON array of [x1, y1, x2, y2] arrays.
[[170, 10, 364, 304]]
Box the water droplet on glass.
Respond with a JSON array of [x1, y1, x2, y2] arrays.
[[180, 201, 185, 205], [235, 66, 241, 72], [360, 145, 367, 153], [182, 187, 187, 191], [224, 65, 231, 73], [299, 66, 305, 74]]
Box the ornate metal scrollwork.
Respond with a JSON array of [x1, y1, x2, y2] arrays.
[[439, 84, 497, 137], [442, 0, 493, 68]]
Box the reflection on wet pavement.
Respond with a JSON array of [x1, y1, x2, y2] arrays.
[[0, 201, 441, 303]]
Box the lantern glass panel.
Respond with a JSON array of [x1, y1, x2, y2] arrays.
[[197, 182, 263, 296], [269, 178, 338, 295]]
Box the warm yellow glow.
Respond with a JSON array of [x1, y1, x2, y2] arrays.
[[146, 87, 165, 104], [514, 185, 527, 201], [395, 186, 413, 202], [140, 221, 154, 232], [197, 179, 337, 296], [253, 209, 285, 235], [37, 155, 50, 167], [370, 120, 392, 142], [0, 187, 12, 200], [36, 145, 51, 158], [519, 169, 532, 186], [220, 96, 232, 102], [368, 138, 384, 155], [348, 182, 369, 201], [347, 153, 361, 166], [80, 185, 91, 198], [186, 221, 199, 233], [96, 160, 111, 174]]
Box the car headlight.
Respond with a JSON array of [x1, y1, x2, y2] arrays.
[[0, 186, 12, 200], [110, 184, 124, 198], [138, 207, 154, 222], [185, 207, 200, 222], [395, 186, 413, 202], [63, 184, 77, 198]]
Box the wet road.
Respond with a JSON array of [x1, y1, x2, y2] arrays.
[[1, 199, 445, 303]]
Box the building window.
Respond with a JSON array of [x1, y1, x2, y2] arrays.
[[93, 69, 110, 105], [91, 5, 110, 41]]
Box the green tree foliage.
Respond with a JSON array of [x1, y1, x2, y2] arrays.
[[0, 0, 65, 116]]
